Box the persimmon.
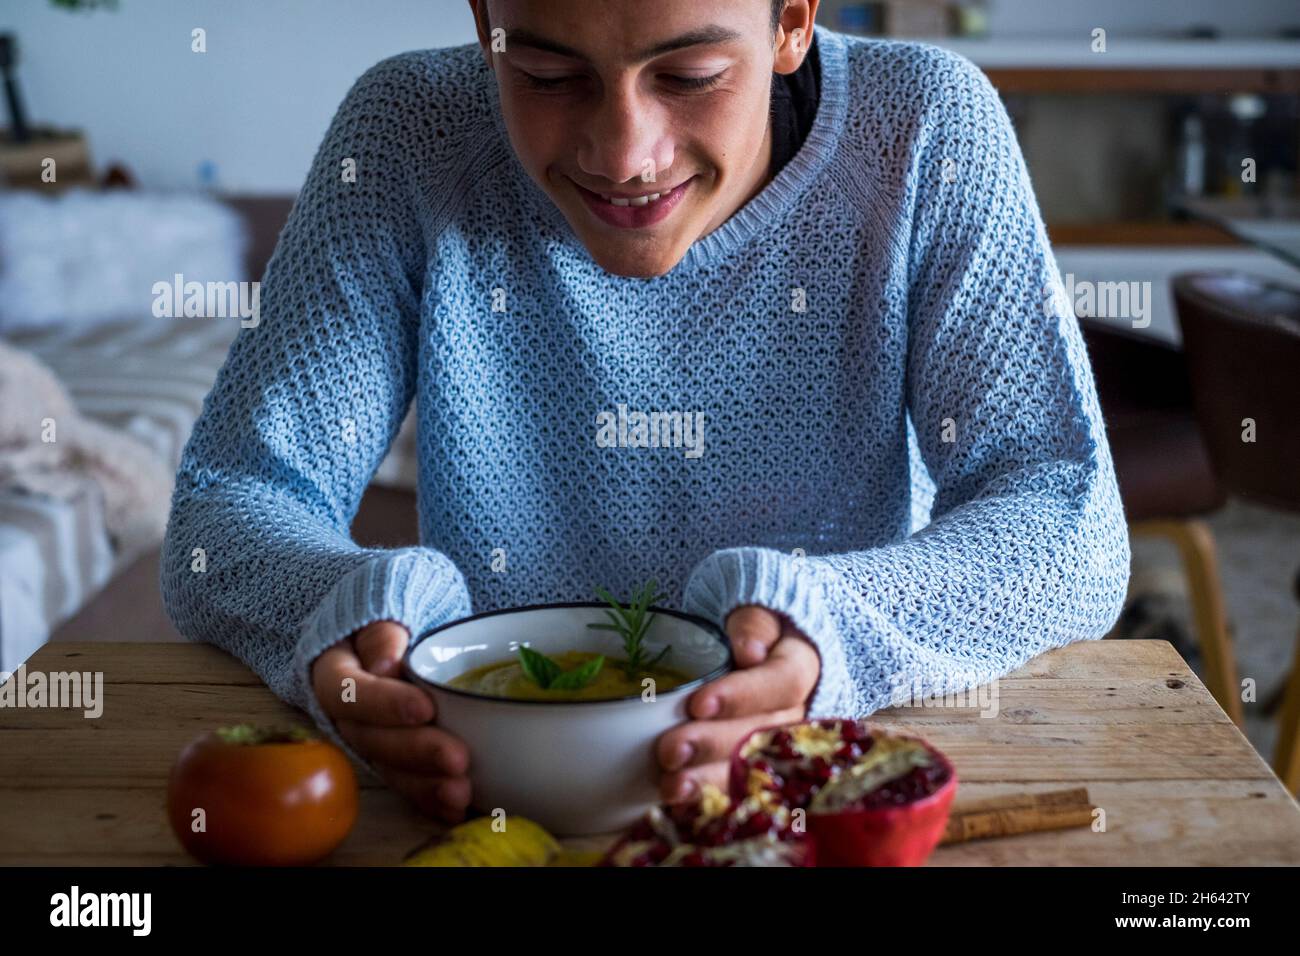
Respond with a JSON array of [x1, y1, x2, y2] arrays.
[[167, 725, 358, 866]]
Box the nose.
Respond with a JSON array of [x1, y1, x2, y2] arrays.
[[575, 80, 674, 188]]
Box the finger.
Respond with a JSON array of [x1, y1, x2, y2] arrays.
[[657, 706, 807, 771], [725, 605, 783, 668], [688, 639, 815, 720], [768, 633, 822, 703], [355, 620, 411, 677], [314, 646, 433, 726], [659, 760, 729, 804], [379, 766, 472, 824], [335, 720, 469, 776]]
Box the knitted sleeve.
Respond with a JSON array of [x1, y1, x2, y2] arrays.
[[684, 48, 1131, 717], [160, 58, 470, 758]]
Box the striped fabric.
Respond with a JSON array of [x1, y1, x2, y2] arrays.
[[9, 318, 240, 471], [0, 316, 418, 669], [0, 482, 113, 668], [0, 318, 236, 668]]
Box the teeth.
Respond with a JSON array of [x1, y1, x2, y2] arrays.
[[599, 192, 662, 207]]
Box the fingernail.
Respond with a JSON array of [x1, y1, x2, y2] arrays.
[[676, 778, 697, 801], [671, 742, 694, 770], [697, 696, 720, 718], [745, 639, 766, 659]]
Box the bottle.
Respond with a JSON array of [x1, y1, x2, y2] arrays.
[[1223, 93, 1266, 199], [1175, 113, 1206, 198], [952, 1, 990, 38], [196, 159, 219, 192]]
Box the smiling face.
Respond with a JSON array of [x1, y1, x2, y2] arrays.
[[469, 0, 815, 278]]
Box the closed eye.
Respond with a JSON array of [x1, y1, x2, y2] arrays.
[[663, 72, 726, 93], [516, 70, 728, 94], [517, 72, 583, 92]]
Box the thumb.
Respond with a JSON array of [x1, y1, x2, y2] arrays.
[[725, 605, 783, 669], [353, 620, 412, 677]]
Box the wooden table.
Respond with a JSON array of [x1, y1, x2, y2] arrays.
[[2, 640, 1298, 865]]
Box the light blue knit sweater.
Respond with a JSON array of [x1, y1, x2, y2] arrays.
[[161, 27, 1131, 757]]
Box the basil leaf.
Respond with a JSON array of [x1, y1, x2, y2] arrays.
[[517, 645, 561, 689], [549, 655, 605, 691]]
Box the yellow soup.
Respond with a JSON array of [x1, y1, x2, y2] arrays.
[[448, 650, 691, 701]]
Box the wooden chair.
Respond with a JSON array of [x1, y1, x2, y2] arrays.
[[1172, 271, 1300, 793], [1080, 319, 1240, 726]]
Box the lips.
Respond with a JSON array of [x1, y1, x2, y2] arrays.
[[732, 719, 958, 867], [573, 177, 693, 229]]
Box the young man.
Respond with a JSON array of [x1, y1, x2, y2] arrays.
[[162, 0, 1131, 823]]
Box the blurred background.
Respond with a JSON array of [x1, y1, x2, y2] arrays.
[[1, 0, 1298, 787]]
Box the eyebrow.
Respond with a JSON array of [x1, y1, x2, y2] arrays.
[[505, 25, 744, 63]]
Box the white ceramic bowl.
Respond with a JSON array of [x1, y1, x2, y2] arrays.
[[403, 602, 731, 836]]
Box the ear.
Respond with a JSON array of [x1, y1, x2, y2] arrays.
[[773, 0, 819, 76]]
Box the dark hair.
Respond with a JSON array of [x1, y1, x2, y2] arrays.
[[481, 2, 788, 35], [480, 2, 788, 40]]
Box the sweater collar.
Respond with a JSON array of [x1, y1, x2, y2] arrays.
[[484, 25, 849, 277]]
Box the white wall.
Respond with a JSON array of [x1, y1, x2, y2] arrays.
[[822, 0, 1299, 38], [977, 0, 1296, 38], [1, 0, 478, 193], [4, 0, 1298, 194]]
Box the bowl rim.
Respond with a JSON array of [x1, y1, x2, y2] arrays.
[[402, 601, 733, 706]]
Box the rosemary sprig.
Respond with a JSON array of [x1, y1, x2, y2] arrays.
[[587, 578, 671, 680]]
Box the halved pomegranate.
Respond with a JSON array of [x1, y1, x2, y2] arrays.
[[600, 784, 815, 867], [731, 718, 957, 867]]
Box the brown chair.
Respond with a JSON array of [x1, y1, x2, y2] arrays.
[[1172, 272, 1300, 793], [1080, 318, 1240, 727], [224, 194, 296, 282]]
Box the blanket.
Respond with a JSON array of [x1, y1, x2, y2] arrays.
[[0, 339, 173, 557]]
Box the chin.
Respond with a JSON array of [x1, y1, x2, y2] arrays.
[[592, 249, 682, 279], [582, 236, 688, 279]]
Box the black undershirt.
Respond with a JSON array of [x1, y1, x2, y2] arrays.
[[769, 32, 821, 178]]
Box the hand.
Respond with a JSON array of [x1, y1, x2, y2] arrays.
[[311, 620, 471, 824], [655, 605, 820, 803]]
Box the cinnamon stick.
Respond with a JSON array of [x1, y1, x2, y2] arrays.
[[939, 787, 1094, 845]]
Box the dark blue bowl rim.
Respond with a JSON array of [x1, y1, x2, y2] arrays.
[[401, 602, 733, 705]]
